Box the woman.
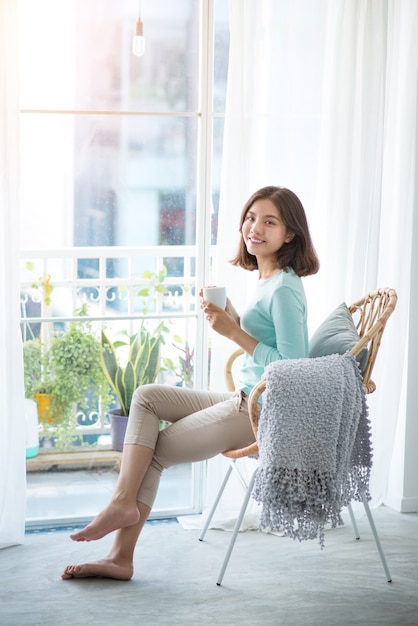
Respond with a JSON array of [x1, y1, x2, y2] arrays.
[[62, 186, 319, 580]]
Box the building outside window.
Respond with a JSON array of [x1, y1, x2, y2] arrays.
[[19, 0, 229, 529]]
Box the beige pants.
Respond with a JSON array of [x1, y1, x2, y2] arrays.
[[124, 384, 256, 508]]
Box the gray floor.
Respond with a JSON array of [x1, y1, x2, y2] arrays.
[[1, 505, 418, 626]]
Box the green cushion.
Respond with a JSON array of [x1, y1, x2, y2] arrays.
[[309, 302, 368, 373]]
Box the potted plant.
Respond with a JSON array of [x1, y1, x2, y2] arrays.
[[100, 321, 167, 450], [23, 307, 112, 449]]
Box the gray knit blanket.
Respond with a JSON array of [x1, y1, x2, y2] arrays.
[[252, 352, 372, 547]]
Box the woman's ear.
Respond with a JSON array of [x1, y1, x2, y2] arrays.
[[285, 231, 295, 243]]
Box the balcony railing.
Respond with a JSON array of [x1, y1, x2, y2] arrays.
[[20, 245, 212, 446]]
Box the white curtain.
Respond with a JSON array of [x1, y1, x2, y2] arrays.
[[313, 0, 418, 506], [0, 0, 27, 548], [199, 0, 418, 527]]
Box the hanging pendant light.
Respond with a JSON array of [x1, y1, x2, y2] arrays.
[[132, 0, 145, 56]]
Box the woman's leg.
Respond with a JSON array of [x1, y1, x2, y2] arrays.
[[69, 385, 232, 543], [135, 390, 255, 509], [62, 385, 254, 580], [69, 444, 154, 542]]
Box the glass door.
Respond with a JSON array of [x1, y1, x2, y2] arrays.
[[19, 0, 230, 529]]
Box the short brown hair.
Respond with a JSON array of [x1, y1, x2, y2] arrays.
[[230, 186, 319, 277]]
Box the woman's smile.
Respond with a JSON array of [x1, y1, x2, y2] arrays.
[[247, 235, 265, 245]]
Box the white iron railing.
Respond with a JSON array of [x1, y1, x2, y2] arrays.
[[20, 245, 213, 443]]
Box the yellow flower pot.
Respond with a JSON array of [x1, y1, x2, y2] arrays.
[[34, 393, 54, 425]]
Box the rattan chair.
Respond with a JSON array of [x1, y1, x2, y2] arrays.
[[199, 288, 398, 586]]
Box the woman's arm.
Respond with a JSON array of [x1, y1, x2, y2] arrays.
[[201, 284, 306, 361], [252, 286, 307, 365]]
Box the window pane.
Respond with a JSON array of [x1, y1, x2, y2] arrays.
[[211, 117, 225, 243], [214, 0, 230, 113], [20, 114, 198, 249], [19, 0, 201, 112]]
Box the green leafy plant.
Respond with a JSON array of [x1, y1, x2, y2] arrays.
[[137, 266, 170, 313], [135, 265, 194, 387], [174, 340, 195, 388], [25, 261, 54, 306], [100, 321, 167, 416], [23, 306, 112, 448], [163, 337, 195, 388]]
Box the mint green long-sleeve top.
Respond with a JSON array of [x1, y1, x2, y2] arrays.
[[237, 269, 308, 396]]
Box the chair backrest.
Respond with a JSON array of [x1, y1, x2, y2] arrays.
[[348, 288, 397, 393], [224, 288, 397, 395], [224, 348, 245, 392], [222, 287, 397, 458]]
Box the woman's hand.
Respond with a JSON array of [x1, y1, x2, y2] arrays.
[[201, 299, 257, 355], [200, 288, 256, 354], [198, 288, 240, 325], [200, 298, 239, 338]]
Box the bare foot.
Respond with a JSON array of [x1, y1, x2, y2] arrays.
[[70, 501, 140, 542], [61, 558, 133, 580]]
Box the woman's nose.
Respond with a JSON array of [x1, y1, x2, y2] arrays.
[[251, 220, 262, 234]]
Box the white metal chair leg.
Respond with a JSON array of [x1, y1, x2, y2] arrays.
[[348, 500, 391, 582], [199, 462, 234, 542], [199, 458, 256, 542], [362, 497, 392, 582], [347, 503, 360, 539], [208, 480, 391, 585], [216, 468, 258, 586]]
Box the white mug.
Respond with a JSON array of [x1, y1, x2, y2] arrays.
[[203, 286, 227, 309]]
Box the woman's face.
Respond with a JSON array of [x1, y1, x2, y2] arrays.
[[241, 199, 293, 262]]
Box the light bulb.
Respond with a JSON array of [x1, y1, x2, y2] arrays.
[[132, 19, 145, 56]]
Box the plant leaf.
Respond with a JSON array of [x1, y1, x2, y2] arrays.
[[122, 360, 136, 415], [132, 332, 151, 386], [143, 336, 161, 384], [100, 331, 123, 406], [115, 366, 128, 416]]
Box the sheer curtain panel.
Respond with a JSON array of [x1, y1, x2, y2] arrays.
[[209, 0, 418, 524], [0, 0, 27, 548], [314, 0, 418, 510]]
